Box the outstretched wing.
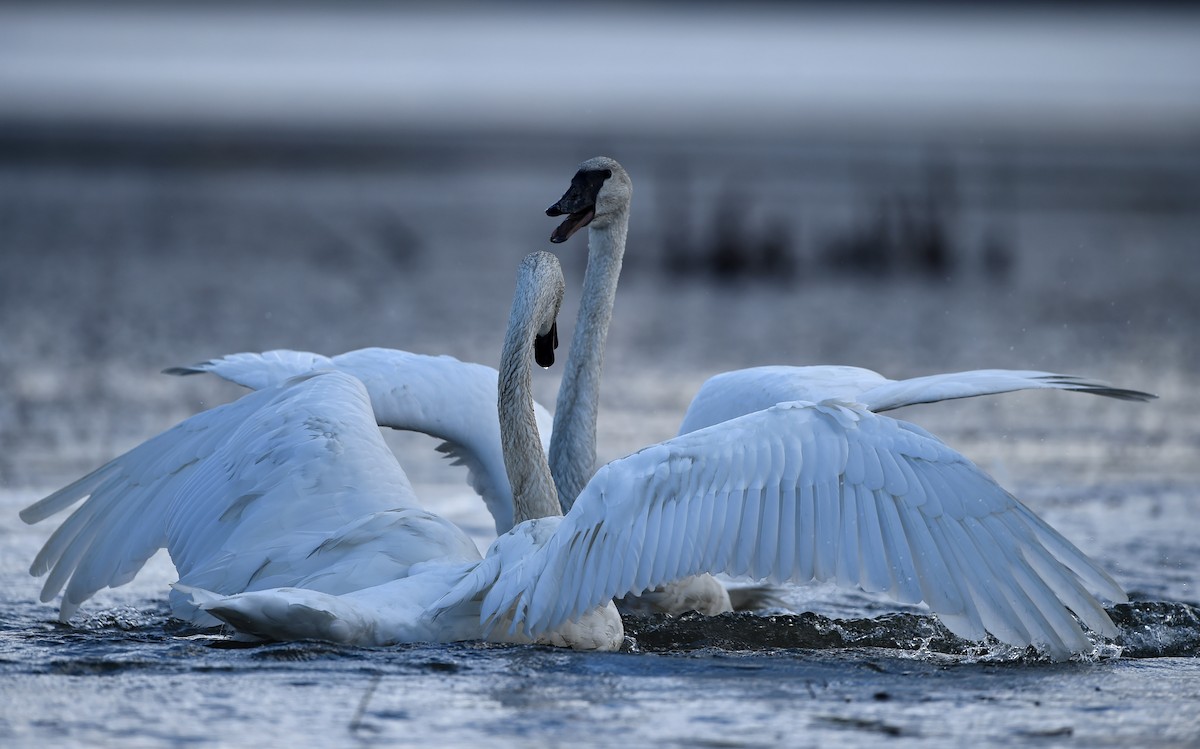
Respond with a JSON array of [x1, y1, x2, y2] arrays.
[[482, 401, 1127, 659], [679, 365, 1155, 434], [168, 347, 555, 534], [22, 370, 430, 621]]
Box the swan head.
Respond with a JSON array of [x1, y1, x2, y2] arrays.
[[515, 251, 565, 368], [546, 156, 631, 243]]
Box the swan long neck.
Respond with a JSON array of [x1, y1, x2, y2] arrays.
[[549, 208, 629, 511], [499, 282, 563, 525]]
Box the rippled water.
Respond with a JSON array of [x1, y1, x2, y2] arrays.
[[1, 136, 1198, 746], [3, 598, 1199, 748]]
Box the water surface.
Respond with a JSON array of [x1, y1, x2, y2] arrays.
[[1, 135, 1198, 747]]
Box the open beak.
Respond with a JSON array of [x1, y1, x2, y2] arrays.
[[546, 204, 595, 244], [546, 167, 611, 244]]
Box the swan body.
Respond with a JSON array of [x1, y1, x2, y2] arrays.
[[186, 517, 621, 650], [25, 251, 624, 650]]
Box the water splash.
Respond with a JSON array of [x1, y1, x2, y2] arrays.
[[623, 601, 1200, 661], [1111, 601, 1200, 658]]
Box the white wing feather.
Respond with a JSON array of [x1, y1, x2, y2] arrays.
[[680, 366, 1155, 434], [22, 370, 478, 623], [481, 400, 1127, 659], [21, 386, 296, 619], [168, 347, 555, 534]]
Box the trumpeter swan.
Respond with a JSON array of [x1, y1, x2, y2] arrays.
[[163, 157, 739, 617], [163, 156, 634, 537], [544, 156, 630, 509], [26, 249, 1144, 657], [169, 157, 1154, 623], [23, 252, 625, 648], [542, 157, 1153, 620]]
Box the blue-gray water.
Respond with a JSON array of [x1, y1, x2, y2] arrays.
[[1, 608, 1198, 748], [1, 130, 1198, 748]]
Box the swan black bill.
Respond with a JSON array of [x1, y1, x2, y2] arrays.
[[546, 168, 611, 243], [535, 321, 558, 368]]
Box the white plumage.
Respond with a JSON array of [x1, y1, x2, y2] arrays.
[[680, 365, 1152, 435], [168, 347, 554, 535], [22, 369, 481, 625], [168, 157, 733, 617], [25, 251, 627, 649], [442, 398, 1129, 659], [22, 168, 1151, 657]]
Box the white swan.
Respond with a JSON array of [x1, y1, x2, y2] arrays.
[[23, 251, 624, 648], [545, 158, 744, 616], [164, 156, 634, 537], [163, 157, 737, 617], [544, 156, 630, 509], [167, 157, 1154, 622], [161, 158, 630, 542], [544, 157, 1159, 620], [23, 250, 1139, 657]]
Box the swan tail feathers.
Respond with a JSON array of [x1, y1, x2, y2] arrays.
[[182, 585, 378, 645]]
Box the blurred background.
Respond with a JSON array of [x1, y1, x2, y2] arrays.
[[0, 1, 1197, 508]]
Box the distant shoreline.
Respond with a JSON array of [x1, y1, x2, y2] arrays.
[[1, 120, 1197, 173]]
